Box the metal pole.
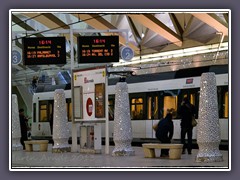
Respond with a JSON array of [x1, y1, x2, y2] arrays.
[[13, 29, 128, 36], [214, 32, 225, 63], [105, 67, 109, 154], [70, 27, 78, 152]]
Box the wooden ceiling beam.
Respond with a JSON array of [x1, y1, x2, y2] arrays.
[[128, 14, 182, 47], [21, 13, 77, 43], [191, 13, 228, 36], [72, 14, 140, 54]]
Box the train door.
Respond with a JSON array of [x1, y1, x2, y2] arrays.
[[177, 88, 200, 140], [129, 93, 146, 120], [146, 92, 160, 138], [177, 88, 200, 118], [160, 90, 179, 118], [146, 92, 160, 120], [217, 86, 229, 118], [38, 100, 54, 137]]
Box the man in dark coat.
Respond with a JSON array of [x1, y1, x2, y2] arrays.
[[19, 109, 28, 150], [155, 113, 174, 157], [178, 97, 196, 154]]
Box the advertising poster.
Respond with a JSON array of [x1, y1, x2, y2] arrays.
[[72, 67, 107, 122]]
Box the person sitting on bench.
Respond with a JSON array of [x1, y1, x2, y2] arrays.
[[155, 112, 174, 158]]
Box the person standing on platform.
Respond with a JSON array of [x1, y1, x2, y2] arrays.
[[19, 109, 29, 150], [155, 112, 174, 158], [178, 97, 196, 155], [32, 76, 38, 90]]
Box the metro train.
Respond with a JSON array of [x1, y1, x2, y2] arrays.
[[30, 65, 229, 145]]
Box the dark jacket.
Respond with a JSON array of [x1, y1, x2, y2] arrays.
[[155, 114, 173, 142], [19, 114, 28, 136], [179, 103, 195, 128]]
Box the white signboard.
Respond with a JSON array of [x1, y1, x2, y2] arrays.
[[72, 67, 107, 122]]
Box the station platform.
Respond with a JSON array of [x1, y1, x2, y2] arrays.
[[11, 144, 229, 170]]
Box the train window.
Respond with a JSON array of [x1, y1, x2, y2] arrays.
[[224, 92, 229, 118], [131, 98, 144, 120], [190, 93, 196, 106], [39, 101, 48, 122], [39, 100, 54, 122], [108, 96, 115, 120], [49, 103, 53, 118], [217, 86, 228, 118], [177, 89, 200, 118], [33, 103, 36, 123], [163, 96, 178, 118], [66, 98, 72, 122], [161, 90, 179, 118], [147, 96, 159, 119]]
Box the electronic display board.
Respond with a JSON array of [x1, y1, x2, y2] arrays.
[[78, 36, 119, 63], [22, 37, 66, 65]]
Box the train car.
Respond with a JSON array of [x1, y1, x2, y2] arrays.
[[31, 65, 229, 145], [31, 84, 72, 140]]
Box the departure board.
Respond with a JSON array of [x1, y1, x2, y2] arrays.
[[22, 37, 66, 65], [78, 36, 119, 63]]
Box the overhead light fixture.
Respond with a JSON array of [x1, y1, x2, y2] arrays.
[[113, 42, 228, 67]]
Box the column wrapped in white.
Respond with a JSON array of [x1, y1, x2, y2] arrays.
[[52, 89, 71, 153], [12, 94, 23, 151], [196, 72, 223, 162], [112, 82, 135, 156]]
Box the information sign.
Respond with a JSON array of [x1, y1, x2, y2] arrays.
[[78, 36, 119, 63], [22, 37, 66, 65], [12, 50, 22, 65], [72, 67, 107, 122]]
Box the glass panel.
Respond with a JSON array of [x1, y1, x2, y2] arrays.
[[132, 105, 143, 119], [69, 102, 72, 121], [224, 92, 229, 118], [190, 93, 195, 105], [154, 96, 159, 119], [109, 100, 114, 105], [163, 96, 178, 118], [136, 98, 143, 103], [131, 105, 136, 111], [147, 96, 159, 119], [147, 97, 152, 119], [131, 97, 144, 119], [49, 103, 53, 115], [95, 83, 105, 118], [73, 86, 83, 118], [65, 99, 72, 122], [40, 109, 47, 122], [39, 101, 48, 122], [41, 105, 47, 109], [33, 103, 36, 122], [108, 97, 115, 120]]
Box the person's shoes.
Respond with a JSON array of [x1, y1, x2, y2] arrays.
[[188, 151, 192, 155], [182, 149, 186, 154]]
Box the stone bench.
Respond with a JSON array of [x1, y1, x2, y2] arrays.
[[24, 140, 49, 152], [142, 143, 183, 160]]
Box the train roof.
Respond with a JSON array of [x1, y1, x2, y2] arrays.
[[35, 65, 228, 93], [35, 83, 71, 93], [108, 64, 228, 85]]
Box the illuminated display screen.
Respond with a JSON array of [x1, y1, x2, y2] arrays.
[[22, 37, 66, 65], [186, 78, 193, 84], [77, 36, 119, 63]]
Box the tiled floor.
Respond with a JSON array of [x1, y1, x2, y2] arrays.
[[11, 144, 229, 170]]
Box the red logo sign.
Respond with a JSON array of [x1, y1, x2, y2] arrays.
[[86, 98, 93, 116]]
